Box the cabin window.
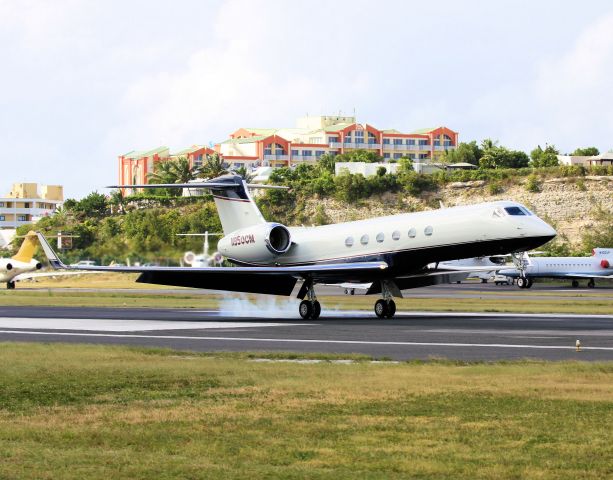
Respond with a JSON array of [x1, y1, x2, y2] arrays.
[[345, 236, 354, 247], [408, 227, 417, 238], [424, 226, 433, 236], [504, 206, 526, 216], [360, 234, 369, 245], [392, 230, 401, 240], [376, 232, 385, 243]]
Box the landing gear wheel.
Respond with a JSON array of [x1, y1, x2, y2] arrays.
[[517, 277, 528, 289], [385, 300, 396, 318], [6, 281, 15, 290], [587, 279, 595, 288], [374, 299, 388, 319], [526, 278, 533, 289], [299, 300, 313, 319], [311, 301, 321, 320], [572, 280, 579, 288]]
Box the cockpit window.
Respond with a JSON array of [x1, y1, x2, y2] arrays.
[[504, 206, 526, 216]]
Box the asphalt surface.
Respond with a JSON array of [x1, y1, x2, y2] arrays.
[[21, 281, 613, 300], [1, 305, 612, 361]]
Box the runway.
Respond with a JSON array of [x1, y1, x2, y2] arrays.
[[1, 306, 612, 361]]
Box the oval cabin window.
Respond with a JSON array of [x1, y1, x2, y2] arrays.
[[345, 236, 354, 247], [424, 225, 433, 236], [408, 227, 417, 238], [376, 232, 385, 243], [392, 230, 401, 241], [360, 234, 369, 245]]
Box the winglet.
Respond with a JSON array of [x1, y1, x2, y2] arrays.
[[12, 230, 38, 263], [35, 232, 67, 269]]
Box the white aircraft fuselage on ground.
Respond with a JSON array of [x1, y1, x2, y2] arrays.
[[0, 231, 43, 288], [498, 248, 613, 288], [37, 175, 556, 319]]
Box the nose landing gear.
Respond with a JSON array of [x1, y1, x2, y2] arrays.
[[6, 281, 15, 290], [374, 279, 400, 319]]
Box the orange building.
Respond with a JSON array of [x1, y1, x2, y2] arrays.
[[118, 116, 458, 186]]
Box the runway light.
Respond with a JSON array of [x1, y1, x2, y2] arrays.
[[576, 340, 581, 352]]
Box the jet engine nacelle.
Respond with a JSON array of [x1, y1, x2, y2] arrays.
[[218, 223, 292, 263]]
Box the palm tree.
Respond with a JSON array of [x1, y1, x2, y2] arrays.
[[198, 153, 229, 180], [233, 166, 255, 183], [148, 156, 198, 196]]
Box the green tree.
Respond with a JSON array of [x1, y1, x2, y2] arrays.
[[530, 144, 559, 167], [199, 153, 229, 179], [148, 157, 198, 195], [442, 141, 483, 166], [233, 166, 255, 183], [333, 150, 383, 163], [571, 147, 599, 156], [69, 192, 109, 219]]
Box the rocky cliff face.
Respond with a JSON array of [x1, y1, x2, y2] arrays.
[[303, 177, 613, 247]]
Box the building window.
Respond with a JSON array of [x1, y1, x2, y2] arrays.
[[329, 136, 339, 143], [303, 150, 312, 157], [408, 227, 417, 238], [360, 234, 369, 245], [0, 215, 4, 221], [392, 230, 401, 240], [419, 153, 428, 160], [345, 236, 354, 247], [291, 150, 299, 156], [0, 202, 4, 207], [407, 139, 415, 145], [443, 134, 452, 147], [355, 131, 364, 144], [393, 139, 403, 145], [194, 155, 203, 168], [434, 138, 441, 146], [376, 232, 385, 243], [418, 139, 429, 146], [17, 215, 27, 221], [383, 138, 390, 144], [383, 153, 391, 159], [393, 153, 403, 159], [368, 132, 377, 144], [315, 150, 325, 157], [24, 202, 30, 208], [424, 225, 433, 236]]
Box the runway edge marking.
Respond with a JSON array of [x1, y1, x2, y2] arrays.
[[1, 330, 612, 351]]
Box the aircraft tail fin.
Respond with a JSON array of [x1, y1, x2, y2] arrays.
[[12, 231, 38, 263]]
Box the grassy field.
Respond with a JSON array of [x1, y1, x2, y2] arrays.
[[0, 343, 611, 479], [1, 288, 613, 314]]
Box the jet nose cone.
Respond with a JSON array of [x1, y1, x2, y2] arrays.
[[539, 221, 557, 241]]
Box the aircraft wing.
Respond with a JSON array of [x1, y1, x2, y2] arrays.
[[12, 271, 102, 282], [35, 232, 388, 296]]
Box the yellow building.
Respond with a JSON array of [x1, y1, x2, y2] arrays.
[[0, 183, 64, 229]]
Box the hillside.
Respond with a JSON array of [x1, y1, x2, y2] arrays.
[[298, 176, 613, 248]]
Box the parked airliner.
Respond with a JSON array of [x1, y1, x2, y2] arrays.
[[498, 248, 613, 288], [36, 175, 556, 318]]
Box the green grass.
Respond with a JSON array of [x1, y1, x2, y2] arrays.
[[1, 289, 612, 314], [0, 344, 611, 479]]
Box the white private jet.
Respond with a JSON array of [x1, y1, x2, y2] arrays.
[[177, 232, 223, 267], [35, 175, 556, 318], [498, 248, 613, 288]]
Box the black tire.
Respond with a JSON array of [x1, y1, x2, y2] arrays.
[[517, 277, 527, 289], [572, 280, 579, 288], [7, 281, 15, 290], [299, 300, 313, 319], [587, 280, 595, 288], [385, 300, 396, 318], [526, 278, 533, 289], [374, 299, 388, 318], [311, 301, 321, 320]]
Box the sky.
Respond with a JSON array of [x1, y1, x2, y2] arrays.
[[1, 0, 613, 199]]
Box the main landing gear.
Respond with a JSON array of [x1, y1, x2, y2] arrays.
[[298, 282, 321, 320], [6, 281, 15, 290], [374, 279, 399, 319]]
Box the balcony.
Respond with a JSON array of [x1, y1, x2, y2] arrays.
[[329, 142, 342, 149], [434, 145, 455, 151], [418, 145, 431, 151], [292, 155, 317, 162], [263, 154, 289, 161]]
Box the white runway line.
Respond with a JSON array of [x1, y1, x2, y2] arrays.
[[339, 311, 613, 320], [0, 318, 307, 332], [1, 330, 612, 351]]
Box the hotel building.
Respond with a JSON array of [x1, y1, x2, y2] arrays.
[[118, 115, 457, 186], [0, 183, 63, 229]]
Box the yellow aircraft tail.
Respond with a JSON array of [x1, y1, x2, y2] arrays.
[[12, 231, 39, 263]]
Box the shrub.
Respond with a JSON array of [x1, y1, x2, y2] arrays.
[[488, 182, 504, 195], [525, 174, 541, 193]]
